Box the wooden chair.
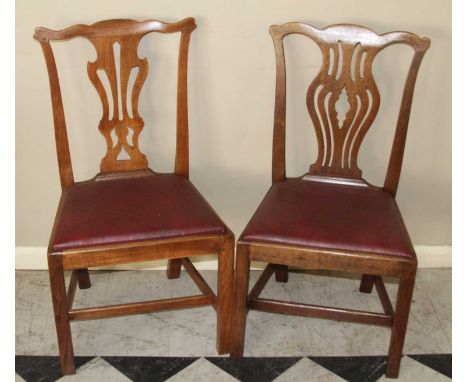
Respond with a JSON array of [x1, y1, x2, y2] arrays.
[[231, 22, 430, 378], [34, 17, 234, 375]]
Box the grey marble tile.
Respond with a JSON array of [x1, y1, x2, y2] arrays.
[[16, 307, 59, 355], [273, 357, 346, 381], [167, 268, 221, 356], [306, 319, 390, 356], [254, 272, 295, 301], [170, 268, 218, 299], [403, 276, 451, 354], [377, 356, 451, 381], [71, 271, 111, 308], [88, 312, 172, 356], [167, 307, 219, 356], [288, 271, 371, 310], [57, 357, 132, 382], [169, 272, 202, 298], [416, 269, 452, 345], [93, 271, 170, 305], [15, 270, 111, 311], [165, 358, 238, 382], [16, 271, 52, 310], [72, 320, 105, 356], [16, 306, 103, 356], [243, 310, 316, 356], [15, 308, 34, 354]]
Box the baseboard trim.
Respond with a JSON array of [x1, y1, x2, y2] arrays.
[[15, 245, 451, 270]]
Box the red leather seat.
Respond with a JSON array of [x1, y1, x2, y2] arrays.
[[241, 179, 415, 258], [51, 173, 227, 252]]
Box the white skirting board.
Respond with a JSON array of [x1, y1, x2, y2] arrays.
[[15, 245, 452, 270]]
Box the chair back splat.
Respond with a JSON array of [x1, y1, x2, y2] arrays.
[[270, 23, 430, 194], [34, 18, 196, 188]]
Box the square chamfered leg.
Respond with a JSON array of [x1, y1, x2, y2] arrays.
[[48, 253, 75, 375], [230, 242, 250, 357], [216, 234, 235, 354], [386, 269, 417, 378]]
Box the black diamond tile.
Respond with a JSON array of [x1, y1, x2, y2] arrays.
[[206, 357, 301, 382], [15, 356, 94, 382], [409, 354, 452, 378], [310, 356, 387, 382], [103, 356, 198, 382]]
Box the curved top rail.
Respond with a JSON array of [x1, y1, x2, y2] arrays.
[[269, 22, 430, 52], [34, 17, 196, 42]]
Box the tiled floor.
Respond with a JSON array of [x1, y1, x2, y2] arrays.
[[15, 268, 451, 381]]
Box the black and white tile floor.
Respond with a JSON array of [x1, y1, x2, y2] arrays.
[[16, 269, 451, 381], [15, 354, 451, 381]]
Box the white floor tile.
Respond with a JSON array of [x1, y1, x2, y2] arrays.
[[273, 357, 346, 381], [378, 356, 451, 381], [165, 358, 239, 382], [57, 357, 132, 381]]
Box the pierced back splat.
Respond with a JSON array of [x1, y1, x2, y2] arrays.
[[34, 18, 196, 186], [87, 30, 149, 172], [307, 41, 380, 179], [270, 23, 430, 191]]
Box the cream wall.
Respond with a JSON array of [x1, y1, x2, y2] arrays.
[[16, 0, 451, 248]]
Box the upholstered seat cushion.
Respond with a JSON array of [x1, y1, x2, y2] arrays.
[[50, 173, 227, 252], [241, 179, 415, 258]]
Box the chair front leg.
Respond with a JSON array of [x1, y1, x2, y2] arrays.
[[386, 269, 417, 378], [76, 268, 91, 289], [48, 254, 75, 375], [167, 259, 183, 279], [216, 235, 235, 354], [230, 243, 250, 357]]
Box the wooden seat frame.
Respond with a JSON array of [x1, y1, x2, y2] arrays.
[[231, 22, 430, 379], [34, 17, 234, 375]]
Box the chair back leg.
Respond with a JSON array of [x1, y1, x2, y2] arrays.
[[167, 259, 183, 279], [359, 274, 375, 293], [386, 270, 417, 378], [48, 255, 75, 375], [76, 269, 91, 289], [274, 264, 289, 283]]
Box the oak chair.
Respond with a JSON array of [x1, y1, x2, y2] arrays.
[[34, 17, 234, 375], [231, 22, 430, 378]]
